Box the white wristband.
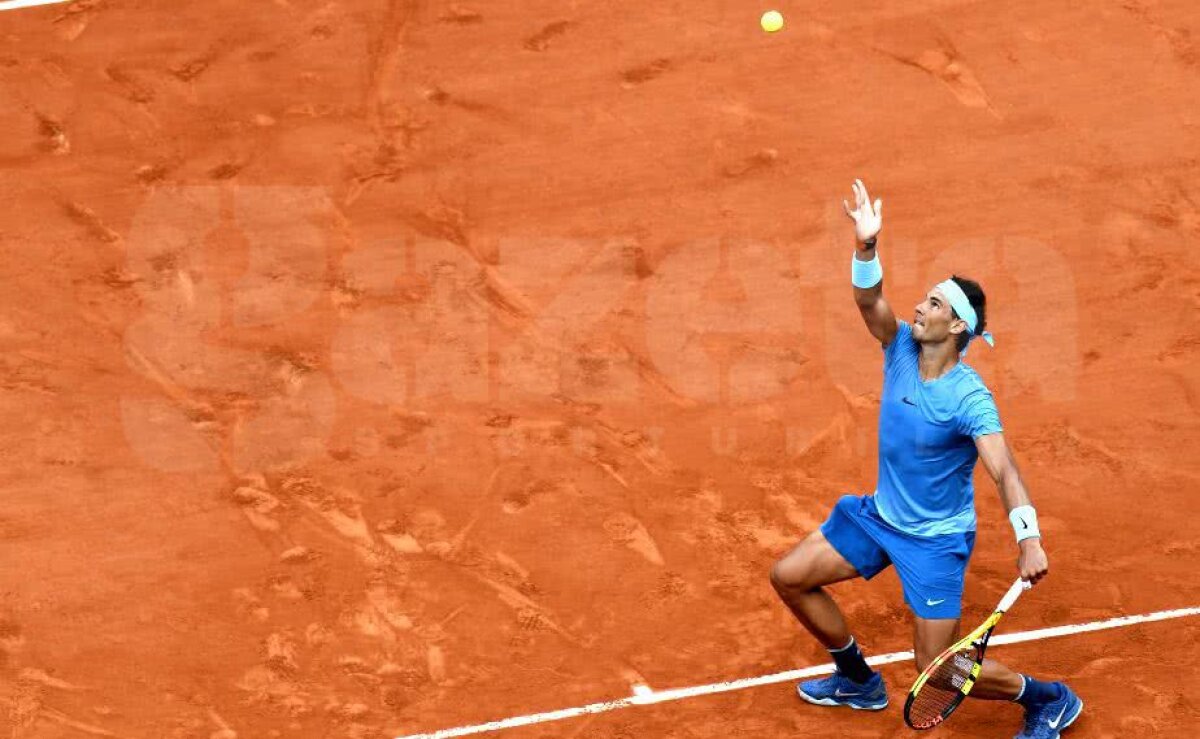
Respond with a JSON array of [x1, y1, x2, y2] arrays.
[[852, 252, 882, 288], [1009, 505, 1041, 542]]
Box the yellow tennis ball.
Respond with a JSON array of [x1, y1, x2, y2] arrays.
[[760, 10, 784, 33]]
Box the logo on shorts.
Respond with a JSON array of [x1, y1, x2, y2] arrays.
[[925, 598, 947, 607]]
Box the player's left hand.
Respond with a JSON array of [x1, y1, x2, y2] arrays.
[[1017, 538, 1049, 585]]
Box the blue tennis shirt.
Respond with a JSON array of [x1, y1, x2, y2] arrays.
[[875, 321, 1002, 536]]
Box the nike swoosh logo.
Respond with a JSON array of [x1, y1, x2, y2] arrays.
[[1047, 703, 1069, 729], [901, 396, 917, 406], [1020, 518, 1029, 530], [834, 688, 861, 697], [926, 598, 946, 606]]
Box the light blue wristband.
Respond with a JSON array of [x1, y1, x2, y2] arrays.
[[1009, 505, 1041, 542], [852, 252, 882, 288]]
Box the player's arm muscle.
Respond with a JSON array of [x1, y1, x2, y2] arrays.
[[976, 432, 1049, 583], [975, 433, 1033, 512], [854, 273, 899, 347]]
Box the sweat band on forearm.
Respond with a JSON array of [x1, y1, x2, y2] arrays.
[[1009, 505, 1041, 542], [852, 252, 882, 288]]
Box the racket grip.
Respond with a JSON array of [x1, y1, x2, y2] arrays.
[[997, 578, 1031, 612]]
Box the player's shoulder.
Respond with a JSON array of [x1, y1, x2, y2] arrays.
[[951, 362, 996, 402], [955, 360, 987, 383]]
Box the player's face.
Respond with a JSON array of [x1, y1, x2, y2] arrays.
[[912, 289, 958, 343]]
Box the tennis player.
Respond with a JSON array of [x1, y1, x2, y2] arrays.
[[769, 180, 1083, 738]]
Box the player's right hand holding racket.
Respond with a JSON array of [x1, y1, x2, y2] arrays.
[[904, 578, 1032, 730]]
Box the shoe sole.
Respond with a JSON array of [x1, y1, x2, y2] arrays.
[[796, 686, 889, 711]]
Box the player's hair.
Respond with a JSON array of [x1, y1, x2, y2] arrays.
[[949, 275, 986, 353]]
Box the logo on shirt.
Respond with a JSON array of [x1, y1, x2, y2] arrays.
[[901, 396, 917, 406]]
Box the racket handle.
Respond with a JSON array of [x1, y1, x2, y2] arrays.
[[997, 577, 1032, 612]]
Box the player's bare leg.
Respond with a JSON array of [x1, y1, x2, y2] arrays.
[[772, 531, 889, 709], [913, 614, 1083, 735], [913, 617, 1024, 699], [770, 530, 860, 649]]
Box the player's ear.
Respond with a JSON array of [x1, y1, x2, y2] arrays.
[[949, 319, 967, 336]]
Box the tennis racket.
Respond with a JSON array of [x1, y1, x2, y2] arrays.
[[903, 578, 1031, 730]]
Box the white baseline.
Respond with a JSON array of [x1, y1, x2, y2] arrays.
[[0, 0, 72, 12], [396, 605, 1200, 739]]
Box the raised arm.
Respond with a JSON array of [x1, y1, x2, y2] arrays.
[[975, 432, 1050, 585], [844, 179, 899, 347]]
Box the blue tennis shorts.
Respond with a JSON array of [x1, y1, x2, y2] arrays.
[[820, 494, 975, 620]]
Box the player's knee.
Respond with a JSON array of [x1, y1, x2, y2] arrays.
[[768, 561, 784, 590], [768, 559, 791, 591], [769, 556, 812, 592]]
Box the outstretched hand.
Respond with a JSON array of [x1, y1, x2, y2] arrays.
[[843, 179, 883, 245]]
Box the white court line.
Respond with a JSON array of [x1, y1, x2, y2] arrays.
[[397, 606, 1200, 739], [0, 0, 72, 11]]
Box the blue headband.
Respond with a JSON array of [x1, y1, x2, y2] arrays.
[[935, 279, 995, 356]]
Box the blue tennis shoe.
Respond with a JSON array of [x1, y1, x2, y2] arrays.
[[1014, 683, 1083, 739], [797, 670, 888, 710]]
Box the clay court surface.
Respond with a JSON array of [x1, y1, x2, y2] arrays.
[[1, 0, 1199, 737]]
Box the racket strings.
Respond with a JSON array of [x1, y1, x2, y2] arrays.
[[907, 643, 983, 728]]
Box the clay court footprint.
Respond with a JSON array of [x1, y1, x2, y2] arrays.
[[524, 21, 571, 51], [232, 486, 282, 532], [265, 632, 299, 675], [0, 617, 24, 660], [233, 588, 270, 622], [909, 49, 999, 117], [621, 58, 673, 88], [721, 148, 779, 179], [439, 6, 482, 24], [603, 513, 665, 565]]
